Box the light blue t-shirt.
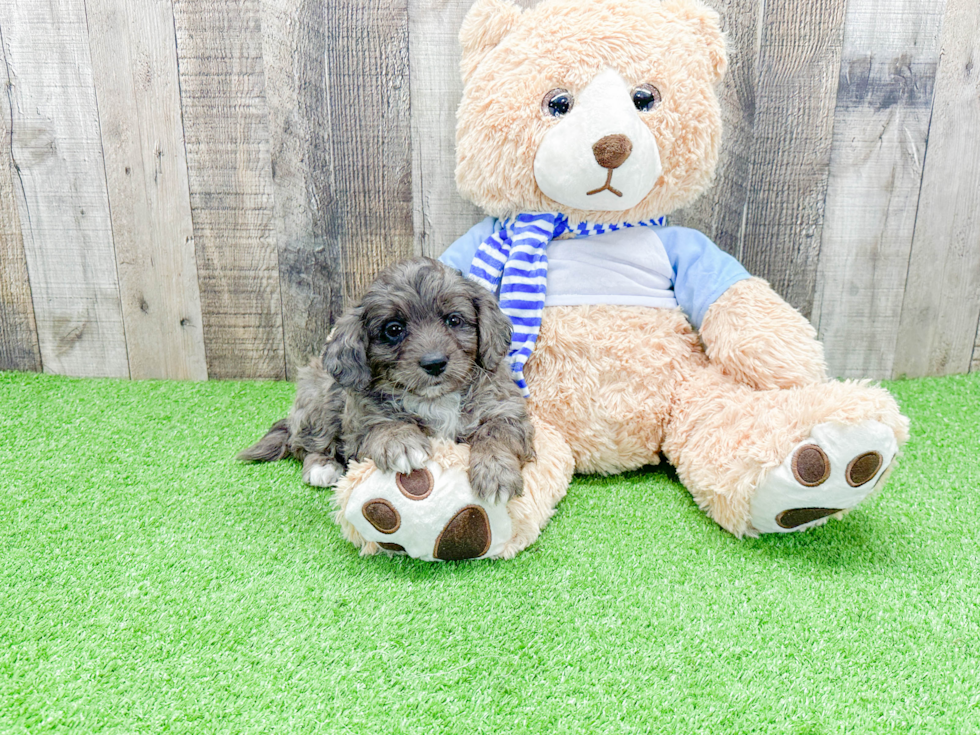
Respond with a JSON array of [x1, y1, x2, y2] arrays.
[[438, 216, 750, 329]]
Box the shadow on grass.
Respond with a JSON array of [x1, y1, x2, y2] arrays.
[[592, 461, 920, 575], [239, 452, 923, 583]]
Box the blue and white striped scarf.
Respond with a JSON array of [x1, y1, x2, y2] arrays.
[[468, 212, 664, 397]]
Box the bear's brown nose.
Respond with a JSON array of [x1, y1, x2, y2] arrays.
[[592, 134, 632, 169]]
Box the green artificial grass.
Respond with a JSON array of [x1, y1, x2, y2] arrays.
[[1, 370, 978, 734]]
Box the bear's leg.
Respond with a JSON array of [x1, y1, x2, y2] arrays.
[[498, 416, 575, 559], [662, 364, 909, 536], [331, 414, 574, 560]]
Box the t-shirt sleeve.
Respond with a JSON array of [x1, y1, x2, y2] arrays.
[[658, 226, 751, 329], [437, 216, 502, 273]]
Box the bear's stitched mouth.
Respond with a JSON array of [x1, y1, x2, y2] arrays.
[[586, 169, 623, 197]]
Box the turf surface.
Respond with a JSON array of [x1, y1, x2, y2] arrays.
[[1, 370, 978, 733]]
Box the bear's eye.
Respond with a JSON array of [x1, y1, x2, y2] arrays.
[[542, 88, 574, 118], [381, 320, 406, 344], [631, 84, 662, 112]]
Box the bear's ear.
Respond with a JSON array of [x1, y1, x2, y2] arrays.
[[459, 0, 523, 80], [662, 0, 728, 83]]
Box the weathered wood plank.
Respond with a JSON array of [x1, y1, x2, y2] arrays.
[[0, 32, 41, 372], [262, 0, 343, 378], [324, 0, 415, 303], [892, 0, 980, 377], [407, 0, 536, 258], [973, 320, 980, 373], [737, 0, 848, 317], [87, 0, 207, 380], [408, 0, 482, 258], [811, 0, 945, 379], [672, 0, 760, 258], [172, 0, 285, 380], [0, 0, 128, 377]]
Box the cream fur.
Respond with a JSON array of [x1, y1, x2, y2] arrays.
[[524, 305, 909, 537], [334, 423, 572, 558], [455, 0, 726, 223], [700, 277, 829, 390], [448, 0, 909, 540], [335, 0, 910, 552]]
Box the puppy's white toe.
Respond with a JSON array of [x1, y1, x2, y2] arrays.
[[305, 461, 343, 488], [388, 454, 413, 475], [406, 445, 430, 470], [389, 446, 430, 475]]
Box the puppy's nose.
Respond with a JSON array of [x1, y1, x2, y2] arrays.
[[419, 353, 448, 376], [593, 134, 632, 169]]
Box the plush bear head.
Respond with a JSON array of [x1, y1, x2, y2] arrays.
[[455, 0, 727, 225]]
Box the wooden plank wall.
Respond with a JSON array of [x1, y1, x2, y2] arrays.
[[1, 0, 129, 378], [811, 0, 945, 379], [0, 0, 977, 381]]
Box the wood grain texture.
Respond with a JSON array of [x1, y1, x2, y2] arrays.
[[737, 0, 848, 317], [262, 0, 343, 378], [2, 0, 980, 384], [0, 0, 128, 377], [973, 320, 980, 373], [892, 0, 980, 377], [324, 0, 415, 303], [811, 0, 945, 379], [172, 0, 285, 379], [672, 0, 760, 258], [408, 0, 537, 259], [970, 323, 980, 373], [408, 0, 483, 258], [0, 32, 40, 372], [87, 0, 207, 380]]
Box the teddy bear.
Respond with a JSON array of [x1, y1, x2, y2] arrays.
[[332, 0, 909, 560]]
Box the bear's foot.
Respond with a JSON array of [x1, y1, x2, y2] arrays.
[[749, 420, 899, 534], [343, 459, 513, 561]]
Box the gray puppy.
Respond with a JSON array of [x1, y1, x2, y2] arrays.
[[239, 257, 534, 504]]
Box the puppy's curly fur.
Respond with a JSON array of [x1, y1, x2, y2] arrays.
[[239, 257, 534, 503]]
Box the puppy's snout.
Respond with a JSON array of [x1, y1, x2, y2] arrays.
[[419, 353, 449, 376], [593, 134, 632, 169]]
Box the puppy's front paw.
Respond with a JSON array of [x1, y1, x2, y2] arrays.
[[302, 454, 344, 487], [373, 429, 431, 475], [468, 451, 523, 504]]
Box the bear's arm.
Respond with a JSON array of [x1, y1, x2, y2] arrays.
[[437, 216, 502, 273], [698, 277, 827, 390], [661, 227, 827, 390], [659, 227, 825, 389]]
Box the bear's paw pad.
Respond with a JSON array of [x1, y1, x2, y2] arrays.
[[434, 506, 492, 561], [749, 420, 899, 534], [344, 460, 512, 561]]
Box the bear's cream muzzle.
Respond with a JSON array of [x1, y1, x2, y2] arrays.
[[533, 68, 663, 211]]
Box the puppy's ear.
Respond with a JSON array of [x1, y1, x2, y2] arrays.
[[466, 280, 512, 371], [321, 308, 371, 391]]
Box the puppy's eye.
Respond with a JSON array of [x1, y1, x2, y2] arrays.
[[381, 320, 405, 343], [542, 88, 574, 118], [631, 84, 661, 112], [443, 313, 464, 329]]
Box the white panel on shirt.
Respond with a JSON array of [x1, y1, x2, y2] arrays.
[[544, 227, 678, 308]]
